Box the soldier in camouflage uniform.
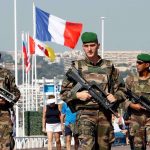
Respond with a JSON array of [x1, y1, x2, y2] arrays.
[[125, 53, 150, 150], [0, 53, 20, 150], [60, 32, 126, 150]]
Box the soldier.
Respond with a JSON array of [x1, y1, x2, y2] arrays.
[[60, 32, 126, 150], [125, 53, 150, 150], [0, 53, 20, 150]]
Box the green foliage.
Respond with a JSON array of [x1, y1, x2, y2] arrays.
[[24, 111, 44, 136]]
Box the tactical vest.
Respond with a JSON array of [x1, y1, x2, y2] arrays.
[[130, 76, 150, 100], [71, 59, 115, 111]]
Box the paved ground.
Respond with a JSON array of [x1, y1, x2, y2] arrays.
[[20, 145, 131, 150], [20, 145, 150, 150]]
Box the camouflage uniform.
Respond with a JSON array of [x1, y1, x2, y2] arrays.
[[125, 75, 150, 150], [60, 57, 126, 150], [0, 66, 20, 150]]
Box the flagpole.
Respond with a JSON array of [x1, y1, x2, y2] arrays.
[[31, 55, 34, 110], [25, 33, 29, 111], [34, 53, 38, 111], [101, 17, 105, 59], [14, 0, 18, 85], [43, 77, 46, 106], [32, 2, 35, 111], [14, 0, 19, 139], [21, 32, 25, 136], [26, 69, 28, 111], [27, 32, 31, 110], [33, 2, 38, 111]]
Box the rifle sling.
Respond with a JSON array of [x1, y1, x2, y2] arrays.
[[108, 64, 115, 93]]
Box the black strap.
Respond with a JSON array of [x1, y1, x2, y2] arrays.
[[108, 65, 115, 93], [78, 60, 82, 76]]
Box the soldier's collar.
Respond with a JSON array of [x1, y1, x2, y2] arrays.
[[85, 55, 102, 65]]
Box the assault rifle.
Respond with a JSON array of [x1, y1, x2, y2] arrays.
[[66, 67, 118, 117], [125, 88, 150, 112], [0, 87, 18, 106]]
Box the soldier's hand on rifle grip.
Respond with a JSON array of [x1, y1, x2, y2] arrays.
[[76, 90, 92, 101], [106, 93, 117, 103], [129, 103, 146, 111]]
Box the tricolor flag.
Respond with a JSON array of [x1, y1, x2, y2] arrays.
[[35, 7, 83, 49], [22, 42, 31, 73], [29, 36, 56, 62]]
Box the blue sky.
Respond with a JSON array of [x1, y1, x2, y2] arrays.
[[0, 0, 150, 53]]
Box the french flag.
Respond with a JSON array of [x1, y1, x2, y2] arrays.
[[35, 7, 83, 49]]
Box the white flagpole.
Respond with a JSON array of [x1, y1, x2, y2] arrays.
[[35, 54, 38, 111], [21, 32, 25, 136], [32, 55, 34, 110], [14, 0, 19, 138], [101, 17, 105, 59], [14, 0, 18, 85], [27, 32, 31, 111], [42, 77, 46, 106], [33, 2, 38, 111], [32, 3, 35, 111], [25, 33, 28, 111], [25, 70, 28, 111]]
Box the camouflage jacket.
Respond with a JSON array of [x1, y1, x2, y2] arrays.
[[60, 57, 126, 112], [0, 67, 20, 110], [125, 74, 150, 109]]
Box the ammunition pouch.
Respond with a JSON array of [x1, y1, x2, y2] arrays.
[[79, 129, 95, 136], [79, 121, 94, 126]]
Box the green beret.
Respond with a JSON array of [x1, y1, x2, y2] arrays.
[[81, 32, 98, 43], [137, 53, 150, 62]]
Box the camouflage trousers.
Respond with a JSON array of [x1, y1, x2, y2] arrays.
[[129, 113, 150, 150], [0, 110, 14, 150], [77, 110, 114, 150]]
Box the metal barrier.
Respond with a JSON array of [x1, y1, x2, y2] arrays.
[[15, 135, 66, 149]]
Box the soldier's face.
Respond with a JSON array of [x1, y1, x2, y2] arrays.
[[82, 42, 100, 59], [136, 60, 150, 73]]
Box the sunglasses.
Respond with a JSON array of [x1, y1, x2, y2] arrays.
[[136, 61, 144, 65]]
